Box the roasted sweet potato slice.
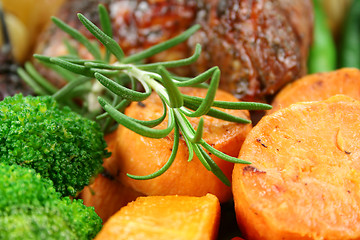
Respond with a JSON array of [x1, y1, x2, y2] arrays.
[[81, 128, 143, 222], [233, 95, 360, 240], [81, 173, 143, 222], [94, 194, 221, 240], [105, 87, 252, 203], [269, 68, 360, 114]]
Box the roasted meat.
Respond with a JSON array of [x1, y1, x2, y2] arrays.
[[35, 0, 313, 101]]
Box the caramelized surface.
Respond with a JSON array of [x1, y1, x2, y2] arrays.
[[95, 194, 221, 240], [269, 68, 360, 114], [105, 87, 251, 203], [233, 95, 360, 239], [36, 0, 313, 101]]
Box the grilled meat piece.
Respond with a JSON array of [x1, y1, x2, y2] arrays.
[[35, 0, 313, 101], [190, 0, 313, 101]]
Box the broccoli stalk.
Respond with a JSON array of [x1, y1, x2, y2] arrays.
[[0, 94, 110, 196], [0, 163, 102, 239]]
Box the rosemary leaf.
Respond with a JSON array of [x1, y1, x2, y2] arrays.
[[181, 68, 220, 117], [198, 146, 231, 186], [121, 24, 201, 64], [51, 16, 102, 60], [175, 66, 217, 87], [100, 98, 167, 128], [78, 13, 125, 61], [50, 57, 93, 77], [183, 95, 272, 110], [183, 135, 195, 162], [34, 54, 53, 64], [40, 62, 76, 83], [158, 66, 183, 108], [95, 72, 151, 101], [127, 123, 180, 180], [136, 43, 202, 70], [96, 99, 130, 120], [98, 4, 113, 62], [190, 117, 204, 143], [24, 62, 57, 94], [63, 38, 79, 56], [52, 77, 91, 100], [98, 4, 113, 38], [173, 109, 195, 140], [201, 141, 251, 164], [98, 96, 175, 139], [130, 99, 167, 127], [84, 62, 132, 70], [183, 101, 251, 124], [192, 143, 211, 171], [17, 68, 48, 95]]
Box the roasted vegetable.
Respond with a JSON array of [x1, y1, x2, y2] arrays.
[[339, 0, 360, 68], [269, 68, 360, 114], [308, 0, 337, 73], [104, 87, 252, 203], [0, 163, 102, 240], [81, 173, 143, 222], [0, 93, 109, 197], [81, 130, 143, 222], [233, 95, 360, 240], [95, 194, 220, 240]]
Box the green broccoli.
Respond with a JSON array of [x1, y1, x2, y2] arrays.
[[0, 93, 110, 196], [0, 163, 102, 240]]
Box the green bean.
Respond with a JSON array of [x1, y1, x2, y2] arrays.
[[339, 0, 360, 69], [307, 0, 337, 73]]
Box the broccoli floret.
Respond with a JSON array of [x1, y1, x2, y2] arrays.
[[0, 94, 110, 196], [0, 163, 102, 240]]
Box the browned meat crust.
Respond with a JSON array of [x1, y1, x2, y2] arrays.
[[35, 0, 313, 101]]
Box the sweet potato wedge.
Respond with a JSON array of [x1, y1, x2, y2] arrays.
[[233, 95, 360, 240], [81, 127, 143, 222], [104, 87, 252, 203], [94, 194, 221, 240], [269, 68, 360, 114], [81, 173, 143, 222]]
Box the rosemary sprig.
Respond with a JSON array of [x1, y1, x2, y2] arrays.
[[18, 4, 272, 185]]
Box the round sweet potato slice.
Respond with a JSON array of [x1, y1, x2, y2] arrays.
[[94, 194, 221, 240], [233, 95, 360, 240], [269, 68, 360, 114], [104, 87, 252, 203]]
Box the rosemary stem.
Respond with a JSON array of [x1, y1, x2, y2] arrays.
[[114, 62, 170, 105], [173, 109, 195, 140]]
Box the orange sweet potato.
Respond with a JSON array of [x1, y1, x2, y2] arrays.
[[104, 87, 252, 203], [94, 194, 221, 240], [269, 68, 360, 114], [81, 173, 143, 222], [233, 95, 360, 240], [81, 127, 143, 222]]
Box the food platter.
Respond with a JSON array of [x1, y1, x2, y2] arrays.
[[0, 0, 359, 239]]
